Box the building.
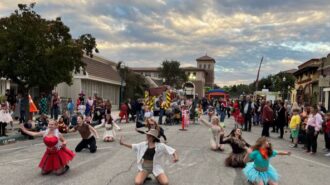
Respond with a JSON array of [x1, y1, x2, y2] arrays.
[[292, 59, 321, 105], [196, 55, 216, 88], [0, 78, 10, 95], [132, 55, 216, 97], [318, 54, 330, 110], [55, 55, 122, 107]]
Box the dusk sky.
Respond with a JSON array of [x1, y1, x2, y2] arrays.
[[1, 0, 330, 86]]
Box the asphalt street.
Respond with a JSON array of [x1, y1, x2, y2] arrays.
[[0, 116, 330, 185]]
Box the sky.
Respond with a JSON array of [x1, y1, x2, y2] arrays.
[[1, 0, 330, 86]]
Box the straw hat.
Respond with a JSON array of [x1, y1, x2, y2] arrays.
[[146, 129, 160, 142]]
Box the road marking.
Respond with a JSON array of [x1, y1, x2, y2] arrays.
[[291, 154, 330, 169]]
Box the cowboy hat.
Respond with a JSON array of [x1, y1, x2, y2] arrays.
[[146, 129, 160, 142]]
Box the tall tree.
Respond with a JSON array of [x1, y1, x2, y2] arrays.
[[159, 60, 187, 87], [0, 3, 98, 93]]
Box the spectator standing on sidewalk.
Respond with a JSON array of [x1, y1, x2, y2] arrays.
[[324, 113, 330, 157], [305, 105, 323, 154], [39, 93, 48, 115], [261, 101, 273, 137], [51, 92, 60, 120], [241, 95, 254, 132]]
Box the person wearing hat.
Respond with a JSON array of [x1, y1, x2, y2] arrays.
[[120, 129, 178, 185]]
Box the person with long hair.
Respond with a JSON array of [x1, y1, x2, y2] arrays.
[[95, 114, 121, 142], [305, 105, 323, 154], [136, 117, 167, 143], [220, 128, 250, 168], [20, 120, 75, 175], [199, 116, 224, 151], [243, 137, 290, 185], [120, 129, 179, 185]]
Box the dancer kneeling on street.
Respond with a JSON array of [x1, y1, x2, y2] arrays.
[[199, 116, 224, 151], [70, 115, 99, 153], [136, 117, 167, 143], [20, 120, 75, 175], [243, 137, 290, 185], [95, 114, 121, 142], [220, 128, 250, 168], [120, 129, 179, 185]]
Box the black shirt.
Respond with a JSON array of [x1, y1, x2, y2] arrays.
[[143, 147, 155, 161]]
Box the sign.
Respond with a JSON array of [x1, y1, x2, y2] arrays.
[[319, 76, 330, 87]]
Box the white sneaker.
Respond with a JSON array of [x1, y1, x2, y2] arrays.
[[325, 152, 330, 157]]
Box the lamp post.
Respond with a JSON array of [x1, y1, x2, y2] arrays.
[[282, 76, 286, 100], [119, 62, 125, 107]]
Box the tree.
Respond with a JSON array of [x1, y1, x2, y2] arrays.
[[159, 60, 187, 87], [116, 62, 149, 100], [0, 3, 98, 93]]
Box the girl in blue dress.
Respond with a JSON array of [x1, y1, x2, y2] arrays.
[[243, 137, 291, 185]]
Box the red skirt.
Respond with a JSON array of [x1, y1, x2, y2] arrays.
[[39, 147, 75, 172]]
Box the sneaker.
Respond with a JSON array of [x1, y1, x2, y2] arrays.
[[290, 144, 297, 148], [325, 152, 330, 157]]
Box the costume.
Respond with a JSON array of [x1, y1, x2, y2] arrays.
[[200, 119, 222, 148], [243, 150, 279, 184], [39, 129, 75, 172], [220, 137, 250, 168], [95, 117, 120, 140]]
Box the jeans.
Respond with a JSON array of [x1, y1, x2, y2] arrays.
[[51, 106, 59, 120], [75, 136, 97, 153], [158, 109, 165, 125], [220, 111, 226, 122], [19, 110, 26, 123]]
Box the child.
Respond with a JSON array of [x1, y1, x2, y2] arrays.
[[95, 114, 121, 142], [289, 109, 301, 148], [243, 137, 290, 185], [324, 113, 330, 156]]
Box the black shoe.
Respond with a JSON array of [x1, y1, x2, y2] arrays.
[[144, 176, 152, 183], [57, 165, 70, 176], [41, 171, 52, 175]]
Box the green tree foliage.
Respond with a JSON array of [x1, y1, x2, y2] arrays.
[[0, 3, 98, 92], [117, 62, 149, 100], [159, 60, 187, 87]]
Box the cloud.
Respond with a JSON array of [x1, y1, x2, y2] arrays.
[[1, 0, 330, 86]]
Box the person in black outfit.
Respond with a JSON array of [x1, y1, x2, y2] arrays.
[[241, 96, 254, 132], [277, 102, 287, 139], [272, 101, 280, 133]]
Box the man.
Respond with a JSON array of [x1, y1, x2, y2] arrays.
[[70, 115, 99, 153], [158, 97, 165, 125], [50, 92, 60, 120], [241, 95, 254, 131], [262, 101, 274, 137]]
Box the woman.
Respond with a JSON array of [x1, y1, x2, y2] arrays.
[[136, 117, 167, 143], [20, 120, 75, 175], [305, 105, 323, 154], [243, 137, 290, 185], [120, 129, 179, 185], [95, 114, 121, 142], [220, 128, 250, 168], [199, 117, 224, 151]]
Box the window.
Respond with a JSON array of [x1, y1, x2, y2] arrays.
[[199, 64, 202, 68], [193, 72, 196, 76], [145, 72, 151, 77], [204, 64, 206, 69], [208, 64, 210, 69]]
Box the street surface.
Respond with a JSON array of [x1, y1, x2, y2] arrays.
[[1, 116, 330, 185]]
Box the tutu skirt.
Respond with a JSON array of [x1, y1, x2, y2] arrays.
[[39, 147, 75, 172], [243, 162, 279, 184]]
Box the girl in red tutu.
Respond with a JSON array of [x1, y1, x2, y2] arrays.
[[20, 120, 75, 175]]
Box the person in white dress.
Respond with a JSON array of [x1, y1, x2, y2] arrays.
[[95, 115, 121, 142], [199, 116, 224, 151]]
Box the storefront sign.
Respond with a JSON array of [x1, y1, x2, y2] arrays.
[[319, 76, 330, 87]]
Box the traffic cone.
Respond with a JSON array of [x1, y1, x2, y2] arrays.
[[29, 95, 38, 113]]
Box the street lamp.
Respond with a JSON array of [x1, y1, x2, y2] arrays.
[[282, 76, 286, 100]]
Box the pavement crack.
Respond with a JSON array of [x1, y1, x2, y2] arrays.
[[106, 160, 136, 185]]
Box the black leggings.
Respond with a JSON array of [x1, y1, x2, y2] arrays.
[[75, 136, 97, 153], [0, 122, 7, 136], [159, 127, 167, 141]]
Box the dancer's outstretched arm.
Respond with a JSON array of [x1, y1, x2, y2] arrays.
[[277, 151, 291, 156], [19, 124, 44, 137], [119, 136, 132, 149]]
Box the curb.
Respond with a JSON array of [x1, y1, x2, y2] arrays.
[[0, 134, 27, 145]]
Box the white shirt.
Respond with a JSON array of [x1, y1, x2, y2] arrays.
[[132, 141, 176, 176], [244, 102, 254, 114]]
